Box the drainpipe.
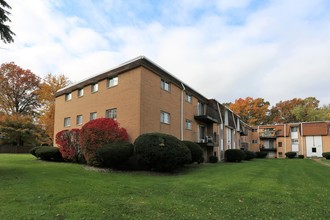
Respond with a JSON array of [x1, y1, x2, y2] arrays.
[[217, 103, 224, 160], [180, 83, 186, 141], [301, 123, 304, 156], [284, 124, 287, 154], [232, 111, 237, 149]]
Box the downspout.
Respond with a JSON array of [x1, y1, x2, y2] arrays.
[[180, 83, 186, 141], [284, 124, 287, 154], [301, 123, 304, 156], [217, 103, 224, 160], [232, 111, 237, 149]]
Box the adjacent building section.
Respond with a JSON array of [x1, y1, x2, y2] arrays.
[[249, 122, 330, 158]]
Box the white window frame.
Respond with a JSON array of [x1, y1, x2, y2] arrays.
[[186, 94, 192, 103], [252, 140, 258, 144], [76, 115, 82, 125], [105, 108, 117, 119], [160, 111, 170, 124], [64, 117, 71, 127], [78, 88, 84, 97], [91, 83, 98, 93], [161, 79, 170, 92], [185, 119, 192, 130], [107, 77, 118, 88], [65, 93, 72, 101], [90, 112, 97, 120]]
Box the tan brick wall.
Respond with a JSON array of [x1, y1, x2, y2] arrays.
[[54, 67, 143, 143]]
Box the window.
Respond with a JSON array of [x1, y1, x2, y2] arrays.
[[197, 101, 205, 115], [76, 115, 82, 125], [278, 152, 283, 158], [91, 83, 98, 93], [107, 77, 118, 88], [77, 88, 84, 97], [90, 112, 97, 120], [252, 140, 258, 144], [278, 142, 282, 147], [105, 108, 117, 119], [292, 139, 299, 144], [312, 147, 317, 153], [186, 94, 192, 103], [160, 111, 170, 124], [252, 129, 258, 132], [64, 117, 71, 127], [161, 79, 170, 92], [291, 127, 298, 132], [65, 93, 72, 101], [185, 119, 192, 130]]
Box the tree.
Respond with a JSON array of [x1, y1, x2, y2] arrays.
[[0, 0, 15, 43], [0, 114, 42, 146], [270, 97, 327, 123], [291, 98, 330, 122], [37, 73, 70, 141], [270, 98, 304, 124], [229, 97, 270, 125], [0, 62, 40, 116]]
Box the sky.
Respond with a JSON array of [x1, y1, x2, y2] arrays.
[[1, 0, 330, 106]]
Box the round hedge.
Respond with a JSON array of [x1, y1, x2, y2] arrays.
[[255, 151, 268, 158], [96, 142, 133, 168], [133, 133, 192, 172], [243, 150, 255, 161], [322, 152, 330, 159], [225, 149, 245, 162], [182, 140, 204, 164], [35, 146, 63, 162], [209, 155, 218, 163], [285, 151, 297, 159]]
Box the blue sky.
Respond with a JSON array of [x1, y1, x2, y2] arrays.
[[1, 0, 330, 105]]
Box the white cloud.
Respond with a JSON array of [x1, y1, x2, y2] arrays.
[[1, 0, 330, 106]]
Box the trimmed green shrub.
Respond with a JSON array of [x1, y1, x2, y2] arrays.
[[285, 151, 297, 159], [182, 141, 204, 164], [244, 150, 255, 161], [209, 155, 218, 163], [35, 146, 63, 162], [322, 152, 330, 159], [225, 149, 245, 162], [133, 133, 192, 172], [255, 151, 268, 158], [298, 154, 304, 159], [30, 146, 42, 157], [96, 142, 133, 168]]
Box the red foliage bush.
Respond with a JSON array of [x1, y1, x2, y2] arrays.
[[79, 118, 129, 165], [56, 129, 81, 162]]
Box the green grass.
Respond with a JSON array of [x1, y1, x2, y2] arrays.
[[1, 155, 330, 219]]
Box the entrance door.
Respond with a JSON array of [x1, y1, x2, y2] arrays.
[[306, 136, 323, 157]]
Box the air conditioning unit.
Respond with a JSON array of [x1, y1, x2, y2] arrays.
[[205, 136, 213, 143]]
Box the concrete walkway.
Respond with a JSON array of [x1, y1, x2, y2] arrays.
[[312, 158, 330, 167]]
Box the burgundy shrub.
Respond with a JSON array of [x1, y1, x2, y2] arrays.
[[79, 118, 129, 166]]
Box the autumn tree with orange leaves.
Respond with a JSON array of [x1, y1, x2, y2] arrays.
[[37, 73, 70, 143], [229, 97, 270, 125], [0, 62, 41, 116]]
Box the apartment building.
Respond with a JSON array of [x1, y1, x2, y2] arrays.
[[250, 122, 330, 158], [54, 56, 247, 161]]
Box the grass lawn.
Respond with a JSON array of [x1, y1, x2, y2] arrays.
[[1, 155, 330, 219]]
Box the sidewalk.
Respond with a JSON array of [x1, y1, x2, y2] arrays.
[[312, 158, 330, 167]]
